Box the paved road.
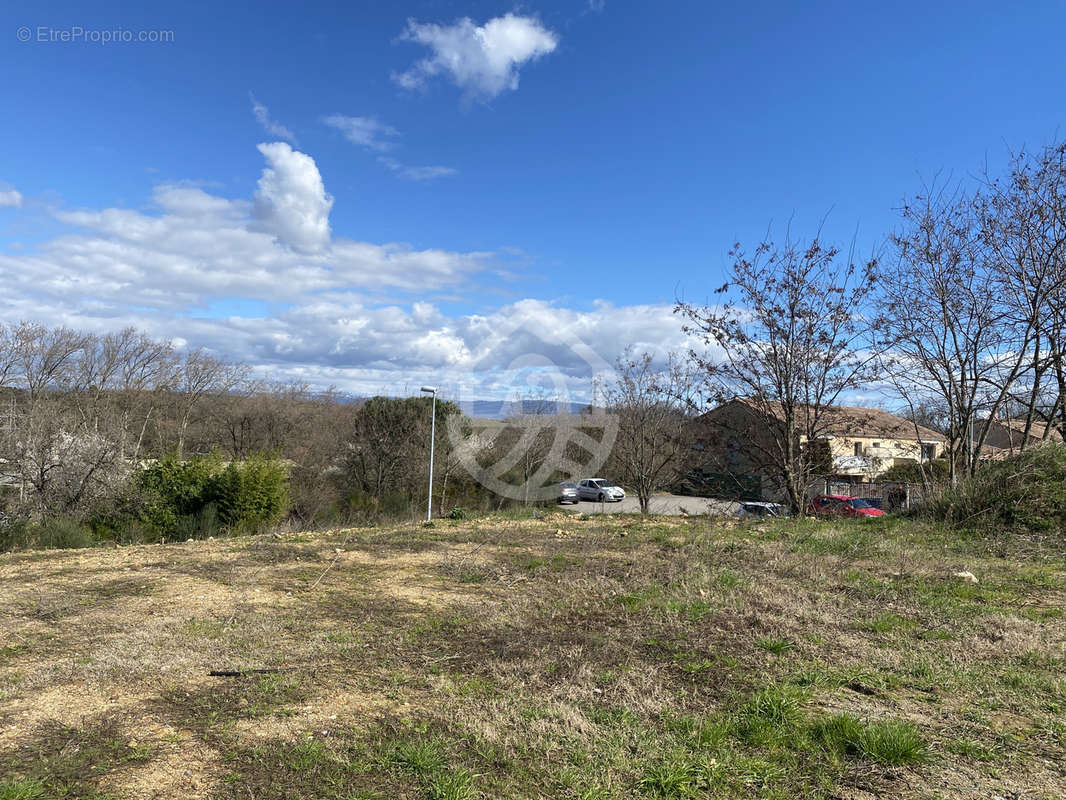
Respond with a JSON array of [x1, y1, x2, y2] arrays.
[[560, 494, 738, 516]]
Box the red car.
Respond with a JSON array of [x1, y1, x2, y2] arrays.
[[808, 494, 885, 518]]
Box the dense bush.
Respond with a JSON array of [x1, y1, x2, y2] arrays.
[[137, 453, 222, 533], [136, 452, 289, 538], [921, 443, 1066, 532], [210, 454, 289, 532], [0, 516, 96, 551]]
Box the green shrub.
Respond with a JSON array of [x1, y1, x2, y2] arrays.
[[32, 518, 96, 549], [137, 453, 221, 533], [0, 517, 96, 552], [209, 454, 289, 533], [136, 452, 289, 537], [0, 518, 31, 552], [922, 443, 1066, 532]]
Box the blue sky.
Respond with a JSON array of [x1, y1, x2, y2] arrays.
[[2, 0, 1065, 401]]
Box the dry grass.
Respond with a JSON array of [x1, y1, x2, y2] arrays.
[[0, 512, 1063, 799]]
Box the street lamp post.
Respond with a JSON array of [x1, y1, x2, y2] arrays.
[[421, 386, 437, 523]]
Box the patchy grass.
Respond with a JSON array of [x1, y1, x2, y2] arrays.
[[811, 713, 929, 765], [0, 779, 46, 800], [0, 513, 1063, 798]]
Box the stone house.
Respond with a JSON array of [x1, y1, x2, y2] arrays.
[[685, 399, 945, 499]]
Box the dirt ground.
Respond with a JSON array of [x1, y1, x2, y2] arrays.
[[1, 513, 1063, 799], [561, 493, 738, 515]]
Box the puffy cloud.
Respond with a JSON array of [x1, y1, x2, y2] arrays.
[[0, 145, 692, 401], [251, 142, 334, 254], [1, 144, 486, 315], [0, 250, 687, 398], [322, 114, 398, 152], [250, 94, 297, 143], [0, 187, 23, 208], [393, 13, 558, 100]]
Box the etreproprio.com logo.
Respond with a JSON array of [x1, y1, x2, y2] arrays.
[[17, 26, 175, 44]]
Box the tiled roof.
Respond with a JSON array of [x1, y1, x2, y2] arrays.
[[705, 399, 945, 442], [981, 417, 1064, 444]]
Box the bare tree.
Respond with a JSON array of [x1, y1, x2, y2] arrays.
[[677, 232, 881, 513], [0, 324, 18, 388], [979, 140, 1066, 446], [174, 349, 247, 458], [113, 328, 179, 461], [12, 323, 86, 411], [507, 393, 563, 506], [880, 185, 1025, 481], [602, 351, 696, 513]]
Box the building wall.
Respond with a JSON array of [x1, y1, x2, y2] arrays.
[[981, 420, 1063, 451], [695, 402, 946, 496], [696, 402, 780, 476], [820, 435, 942, 463]]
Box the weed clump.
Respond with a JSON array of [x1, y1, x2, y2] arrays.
[[811, 713, 928, 765]]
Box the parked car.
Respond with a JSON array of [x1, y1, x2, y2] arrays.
[[577, 478, 626, 502], [557, 482, 579, 504], [737, 501, 791, 518], [808, 494, 885, 518]]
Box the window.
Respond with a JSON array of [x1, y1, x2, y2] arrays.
[[854, 442, 863, 457], [921, 443, 936, 461], [727, 438, 740, 466]]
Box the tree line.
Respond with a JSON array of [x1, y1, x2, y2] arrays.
[[0, 323, 541, 546]]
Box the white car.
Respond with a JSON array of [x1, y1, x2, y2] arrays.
[[737, 501, 790, 518], [577, 478, 626, 502]]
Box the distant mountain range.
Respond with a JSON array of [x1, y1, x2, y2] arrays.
[[466, 400, 591, 419], [333, 394, 591, 420]]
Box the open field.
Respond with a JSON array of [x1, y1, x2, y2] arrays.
[[1, 513, 1064, 799]]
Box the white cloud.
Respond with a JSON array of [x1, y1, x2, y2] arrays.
[[393, 13, 559, 100], [325, 115, 457, 181], [378, 157, 458, 181], [322, 114, 398, 152], [250, 94, 297, 143], [0, 145, 691, 400], [0, 187, 23, 208], [3, 144, 486, 316], [251, 142, 334, 254], [0, 294, 685, 401]]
